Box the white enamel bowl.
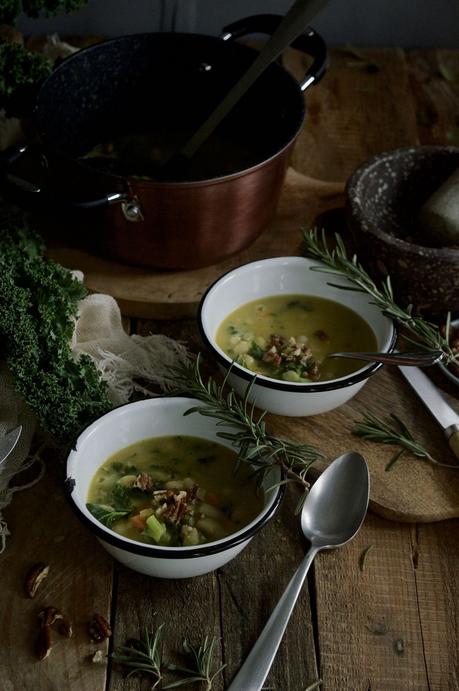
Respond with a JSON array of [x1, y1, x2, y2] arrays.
[[199, 256, 396, 416], [66, 397, 282, 579]]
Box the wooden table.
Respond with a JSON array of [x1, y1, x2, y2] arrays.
[[2, 46, 459, 691]]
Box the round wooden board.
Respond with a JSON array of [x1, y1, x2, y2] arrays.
[[48, 169, 344, 319], [267, 366, 459, 523]]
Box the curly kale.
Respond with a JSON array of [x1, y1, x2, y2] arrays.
[[0, 42, 52, 115], [0, 0, 88, 23], [0, 219, 111, 446]]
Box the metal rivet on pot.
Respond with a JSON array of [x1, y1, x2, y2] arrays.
[[121, 199, 144, 222]]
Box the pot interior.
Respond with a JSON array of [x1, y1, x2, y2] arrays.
[[37, 33, 305, 182]]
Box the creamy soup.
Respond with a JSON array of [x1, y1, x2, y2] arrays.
[[87, 435, 264, 547], [216, 294, 377, 382]]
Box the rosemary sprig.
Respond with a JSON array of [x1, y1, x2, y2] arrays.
[[358, 544, 374, 571], [165, 636, 226, 690], [168, 355, 323, 508], [353, 412, 459, 470], [111, 625, 164, 689], [302, 229, 456, 365]]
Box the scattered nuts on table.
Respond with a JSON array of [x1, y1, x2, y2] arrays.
[[88, 613, 112, 642], [38, 606, 61, 627], [91, 650, 105, 663], [24, 562, 49, 598], [57, 615, 73, 639], [35, 625, 52, 661]]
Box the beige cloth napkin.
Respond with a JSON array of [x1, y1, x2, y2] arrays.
[[0, 290, 189, 551]]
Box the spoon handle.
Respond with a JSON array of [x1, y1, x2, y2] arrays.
[[227, 545, 319, 691], [327, 350, 444, 367]]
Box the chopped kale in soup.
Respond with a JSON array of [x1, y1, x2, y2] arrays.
[[87, 436, 264, 547], [216, 294, 377, 382]]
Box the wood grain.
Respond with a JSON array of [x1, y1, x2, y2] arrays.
[[219, 487, 319, 690], [0, 448, 113, 691], [287, 47, 419, 181], [269, 366, 459, 523], [313, 514, 430, 690]]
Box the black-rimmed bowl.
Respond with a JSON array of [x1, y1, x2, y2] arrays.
[[66, 397, 283, 578], [199, 256, 395, 416]]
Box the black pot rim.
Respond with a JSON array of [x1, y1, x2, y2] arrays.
[[35, 31, 306, 187], [64, 396, 285, 559], [197, 257, 397, 393]]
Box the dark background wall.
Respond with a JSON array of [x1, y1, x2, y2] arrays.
[[17, 0, 459, 48]]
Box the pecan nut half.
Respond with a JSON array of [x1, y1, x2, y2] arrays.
[[35, 626, 52, 660], [24, 563, 49, 598], [88, 613, 112, 642], [57, 616, 73, 639], [38, 606, 61, 628]]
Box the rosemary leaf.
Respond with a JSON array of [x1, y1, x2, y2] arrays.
[[111, 624, 164, 688], [304, 680, 323, 691], [302, 229, 457, 366], [165, 636, 226, 690], [385, 448, 406, 472], [359, 544, 374, 571], [166, 355, 323, 493], [353, 412, 459, 469]]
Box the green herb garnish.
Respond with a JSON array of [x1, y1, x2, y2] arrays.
[[353, 412, 459, 470], [168, 355, 323, 511], [358, 544, 374, 571], [112, 625, 165, 689], [302, 229, 457, 366], [0, 224, 111, 444], [165, 636, 226, 690], [86, 503, 131, 528]]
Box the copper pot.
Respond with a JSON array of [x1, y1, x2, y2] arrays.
[[4, 15, 327, 269]]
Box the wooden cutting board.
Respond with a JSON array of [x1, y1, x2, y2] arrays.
[[265, 366, 459, 523]]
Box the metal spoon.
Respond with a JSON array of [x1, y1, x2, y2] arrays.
[[159, 0, 329, 177], [227, 451, 369, 691], [0, 425, 22, 467], [327, 349, 444, 367]]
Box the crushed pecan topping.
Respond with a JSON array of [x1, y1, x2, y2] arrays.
[[260, 335, 319, 378], [35, 625, 52, 660], [134, 472, 154, 492], [88, 613, 112, 642], [57, 615, 73, 639], [24, 562, 49, 598], [38, 606, 62, 628]]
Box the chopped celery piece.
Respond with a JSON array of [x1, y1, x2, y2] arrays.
[[146, 514, 166, 543]]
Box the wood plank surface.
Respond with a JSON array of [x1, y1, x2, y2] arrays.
[[309, 46, 459, 691], [2, 46, 459, 691], [313, 514, 430, 690], [0, 448, 113, 691]]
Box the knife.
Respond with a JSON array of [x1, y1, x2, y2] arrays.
[[398, 366, 459, 460], [0, 425, 22, 467]]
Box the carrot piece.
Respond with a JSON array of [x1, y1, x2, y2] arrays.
[[205, 492, 219, 507], [130, 514, 147, 530]]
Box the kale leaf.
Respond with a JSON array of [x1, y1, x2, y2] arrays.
[[0, 216, 111, 445], [86, 503, 131, 528]]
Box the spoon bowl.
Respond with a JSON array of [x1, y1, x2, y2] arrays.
[[228, 451, 369, 691], [301, 451, 369, 546]]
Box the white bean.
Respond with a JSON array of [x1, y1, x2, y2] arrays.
[[199, 502, 225, 520], [196, 517, 226, 540], [233, 340, 250, 355]]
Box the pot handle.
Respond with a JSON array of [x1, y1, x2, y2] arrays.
[[220, 14, 327, 91], [0, 144, 144, 221]]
